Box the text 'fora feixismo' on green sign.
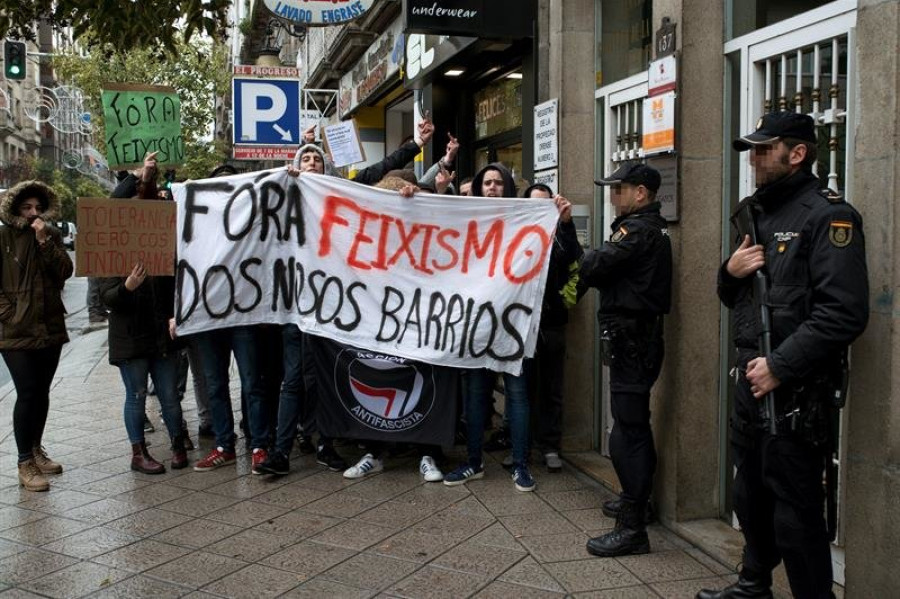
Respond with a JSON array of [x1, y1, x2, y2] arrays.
[[102, 84, 184, 171]]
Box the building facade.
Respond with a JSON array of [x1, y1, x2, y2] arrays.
[[237, 1, 899, 595]]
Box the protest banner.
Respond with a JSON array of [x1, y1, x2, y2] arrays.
[[173, 170, 559, 374], [75, 197, 177, 277], [307, 336, 458, 444], [101, 84, 183, 170]]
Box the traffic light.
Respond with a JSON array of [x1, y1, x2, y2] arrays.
[[4, 40, 25, 80]]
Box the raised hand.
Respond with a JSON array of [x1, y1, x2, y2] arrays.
[[125, 262, 148, 291]]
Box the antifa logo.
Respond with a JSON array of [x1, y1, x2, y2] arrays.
[[334, 349, 435, 433]]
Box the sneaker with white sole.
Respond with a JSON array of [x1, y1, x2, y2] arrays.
[[419, 456, 443, 482], [512, 464, 535, 492], [443, 462, 484, 486], [544, 452, 563, 473], [343, 453, 383, 479]]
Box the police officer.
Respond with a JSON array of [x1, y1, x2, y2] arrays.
[[580, 162, 672, 557], [699, 112, 868, 599]]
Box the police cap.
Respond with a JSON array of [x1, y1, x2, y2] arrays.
[[733, 111, 816, 151], [594, 162, 661, 192]]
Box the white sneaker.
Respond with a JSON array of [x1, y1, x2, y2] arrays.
[[343, 453, 383, 479], [419, 456, 443, 482]]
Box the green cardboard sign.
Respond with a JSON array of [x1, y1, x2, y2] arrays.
[[101, 84, 183, 170]]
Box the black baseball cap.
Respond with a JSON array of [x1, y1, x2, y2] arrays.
[[733, 111, 817, 151], [594, 162, 661, 193]]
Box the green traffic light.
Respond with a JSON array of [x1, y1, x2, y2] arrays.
[[9, 65, 19, 75]]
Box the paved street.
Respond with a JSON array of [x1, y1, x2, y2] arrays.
[[0, 275, 739, 598]]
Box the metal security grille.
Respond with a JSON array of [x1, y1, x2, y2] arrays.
[[611, 97, 644, 163], [759, 35, 850, 193]]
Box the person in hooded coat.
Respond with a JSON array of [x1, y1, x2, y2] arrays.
[[0, 180, 73, 492]]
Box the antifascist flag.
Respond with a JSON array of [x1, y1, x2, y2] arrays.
[[307, 335, 458, 445]]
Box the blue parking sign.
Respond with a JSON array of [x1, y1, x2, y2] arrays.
[[233, 78, 301, 145]]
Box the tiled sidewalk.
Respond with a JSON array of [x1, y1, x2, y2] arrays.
[[0, 329, 737, 598]]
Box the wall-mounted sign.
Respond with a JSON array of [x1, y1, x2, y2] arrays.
[[263, 0, 374, 26], [404, 0, 535, 39], [232, 75, 301, 161], [646, 155, 678, 222], [532, 168, 558, 194], [404, 33, 477, 87], [655, 17, 677, 58], [339, 19, 405, 118], [533, 98, 558, 171], [648, 55, 676, 97], [642, 91, 675, 155]]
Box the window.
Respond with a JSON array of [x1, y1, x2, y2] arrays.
[[596, 0, 652, 87]]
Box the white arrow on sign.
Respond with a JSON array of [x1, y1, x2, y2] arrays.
[[273, 124, 292, 141], [240, 81, 289, 141]]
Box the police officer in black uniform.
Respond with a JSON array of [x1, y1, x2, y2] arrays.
[[580, 162, 672, 558], [699, 112, 868, 599]]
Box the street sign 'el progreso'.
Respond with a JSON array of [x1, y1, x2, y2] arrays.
[[263, 0, 375, 25]]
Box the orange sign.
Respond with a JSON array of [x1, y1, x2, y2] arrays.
[[75, 198, 177, 277], [642, 91, 675, 155]]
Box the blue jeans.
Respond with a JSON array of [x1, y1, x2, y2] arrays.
[[274, 324, 304, 456], [118, 354, 183, 444], [465, 362, 531, 466], [194, 326, 269, 452]]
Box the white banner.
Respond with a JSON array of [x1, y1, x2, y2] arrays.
[[173, 171, 559, 374]]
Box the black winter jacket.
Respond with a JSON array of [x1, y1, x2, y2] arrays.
[[579, 202, 672, 316], [717, 170, 868, 385]]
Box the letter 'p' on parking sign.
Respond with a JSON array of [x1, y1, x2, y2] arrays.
[[240, 82, 288, 141]]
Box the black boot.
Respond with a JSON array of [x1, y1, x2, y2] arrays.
[[586, 500, 650, 557], [602, 497, 655, 523], [170, 436, 189, 470], [696, 570, 773, 599]]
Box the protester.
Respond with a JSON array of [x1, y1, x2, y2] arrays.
[[522, 183, 582, 473], [444, 163, 571, 493], [100, 152, 190, 473], [339, 175, 447, 483], [0, 181, 73, 492], [580, 162, 671, 557], [699, 112, 868, 599]]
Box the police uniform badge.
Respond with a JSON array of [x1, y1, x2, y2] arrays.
[[828, 220, 853, 248], [611, 226, 628, 243]]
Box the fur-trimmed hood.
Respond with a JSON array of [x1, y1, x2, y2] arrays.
[[0, 180, 61, 229], [292, 143, 342, 177]]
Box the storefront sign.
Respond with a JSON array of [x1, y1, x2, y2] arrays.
[[533, 99, 558, 171], [404, 33, 477, 87], [648, 55, 676, 97], [233, 65, 299, 78], [642, 91, 675, 155], [404, 0, 535, 39], [263, 0, 374, 26], [474, 77, 522, 140], [339, 19, 405, 117], [75, 198, 176, 277]]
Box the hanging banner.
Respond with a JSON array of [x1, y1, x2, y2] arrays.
[[307, 336, 458, 444], [172, 171, 558, 375], [101, 84, 183, 170], [263, 0, 375, 25]]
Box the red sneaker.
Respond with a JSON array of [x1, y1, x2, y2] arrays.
[[251, 448, 268, 475], [193, 447, 236, 472]]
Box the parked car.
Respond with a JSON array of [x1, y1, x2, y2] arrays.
[[55, 221, 76, 250]]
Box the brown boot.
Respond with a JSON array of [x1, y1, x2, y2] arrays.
[[180, 421, 195, 451], [131, 442, 165, 474], [170, 436, 189, 470], [18, 459, 49, 492], [32, 445, 63, 475]]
